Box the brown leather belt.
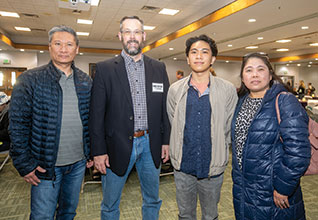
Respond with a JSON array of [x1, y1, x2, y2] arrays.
[[133, 130, 148, 138]]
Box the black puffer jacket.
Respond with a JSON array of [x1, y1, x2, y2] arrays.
[[231, 83, 311, 220], [9, 61, 91, 180]]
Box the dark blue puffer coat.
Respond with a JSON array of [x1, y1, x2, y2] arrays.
[[9, 61, 92, 180], [231, 83, 311, 220]]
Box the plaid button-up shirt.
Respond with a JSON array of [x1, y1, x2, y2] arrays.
[[121, 50, 148, 131]]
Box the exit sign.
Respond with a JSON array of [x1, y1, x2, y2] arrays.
[[3, 59, 11, 64]]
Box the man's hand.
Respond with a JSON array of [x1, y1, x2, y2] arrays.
[[161, 145, 169, 163], [86, 160, 94, 168], [23, 166, 46, 186], [273, 189, 290, 209], [94, 154, 110, 175]]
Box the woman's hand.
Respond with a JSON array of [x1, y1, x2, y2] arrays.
[[273, 190, 290, 209]]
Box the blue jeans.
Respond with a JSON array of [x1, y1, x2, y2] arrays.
[[30, 159, 86, 220], [101, 133, 162, 220], [174, 170, 224, 220]]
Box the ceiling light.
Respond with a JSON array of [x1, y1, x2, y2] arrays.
[[308, 65, 311, 67], [316, 58, 318, 61], [76, 32, 89, 36], [309, 62, 313, 64], [245, 46, 258, 49], [286, 64, 289, 66], [77, 19, 93, 25], [0, 49, 2, 51], [301, 26, 309, 30], [115, 54, 119, 57], [309, 43, 318, 47], [15, 26, 31, 31], [257, 37, 263, 40], [248, 18, 256, 22], [226, 61, 229, 63], [297, 64, 301, 66], [39, 51, 44, 53], [159, 8, 180, 16], [173, 57, 177, 60], [276, 39, 291, 43], [289, 61, 293, 63], [144, 25, 156, 30], [79, 53, 84, 55], [20, 49, 25, 52], [169, 48, 174, 51], [91, 0, 100, 6], [0, 11, 19, 17], [276, 48, 289, 52], [227, 44, 233, 47]]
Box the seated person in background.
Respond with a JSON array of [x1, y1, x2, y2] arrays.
[[0, 92, 10, 152], [307, 82, 316, 96], [176, 70, 184, 80]]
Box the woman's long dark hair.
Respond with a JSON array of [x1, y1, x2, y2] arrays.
[[237, 52, 292, 97]]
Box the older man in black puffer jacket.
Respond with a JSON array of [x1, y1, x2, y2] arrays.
[[9, 25, 92, 220]]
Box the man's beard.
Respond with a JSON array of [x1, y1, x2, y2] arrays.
[[123, 40, 143, 56]]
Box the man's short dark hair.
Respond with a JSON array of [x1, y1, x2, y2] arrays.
[[120, 16, 144, 32], [176, 70, 184, 76], [185, 34, 218, 57]]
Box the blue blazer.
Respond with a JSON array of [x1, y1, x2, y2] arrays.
[[89, 54, 170, 176]]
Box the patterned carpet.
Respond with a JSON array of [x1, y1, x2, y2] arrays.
[[0, 153, 317, 219]]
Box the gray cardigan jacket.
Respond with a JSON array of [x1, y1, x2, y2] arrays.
[[167, 73, 238, 176]]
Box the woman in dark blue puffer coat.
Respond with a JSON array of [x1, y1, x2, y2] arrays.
[[231, 52, 311, 220]]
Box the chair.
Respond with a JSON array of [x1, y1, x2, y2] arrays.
[[81, 168, 101, 193], [0, 150, 10, 171], [160, 160, 174, 177]]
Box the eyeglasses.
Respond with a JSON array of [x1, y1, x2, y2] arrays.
[[121, 30, 143, 37], [243, 52, 269, 59]]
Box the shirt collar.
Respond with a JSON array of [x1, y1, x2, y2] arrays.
[[187, 74, 211, 87], [188, 75, 210, 96], [56, 67, 73, 79], [121, 50, 144, 65]]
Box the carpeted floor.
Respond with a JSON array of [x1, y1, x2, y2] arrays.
[[0, 153, 317, 219]]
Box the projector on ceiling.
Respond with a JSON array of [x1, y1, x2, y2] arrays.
[[58, 0, 91, 11]]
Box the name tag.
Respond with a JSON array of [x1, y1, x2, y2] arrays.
[[152, 83, 163, 93]]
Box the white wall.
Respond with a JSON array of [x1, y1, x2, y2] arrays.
[[0, 51, 242, 87], [275, 64, 318, 90], [298, 66, 318, 89], [161, 58, 242, 87], [213, 62, 241, 88], [37, 53, 113, 74], [0, 51, 37, 69], [2, 50, 318, 91], [161, 59, 191, 84], [275, 65, 299, 87], [74, 54, 113, 73]]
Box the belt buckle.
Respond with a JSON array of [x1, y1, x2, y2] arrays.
[[134, 130, 146, 138]]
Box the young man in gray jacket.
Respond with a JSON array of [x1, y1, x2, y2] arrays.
[[167, 34, 237, 220]]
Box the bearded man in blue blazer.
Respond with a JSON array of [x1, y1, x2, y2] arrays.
[[89, 16, 170, 220]]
